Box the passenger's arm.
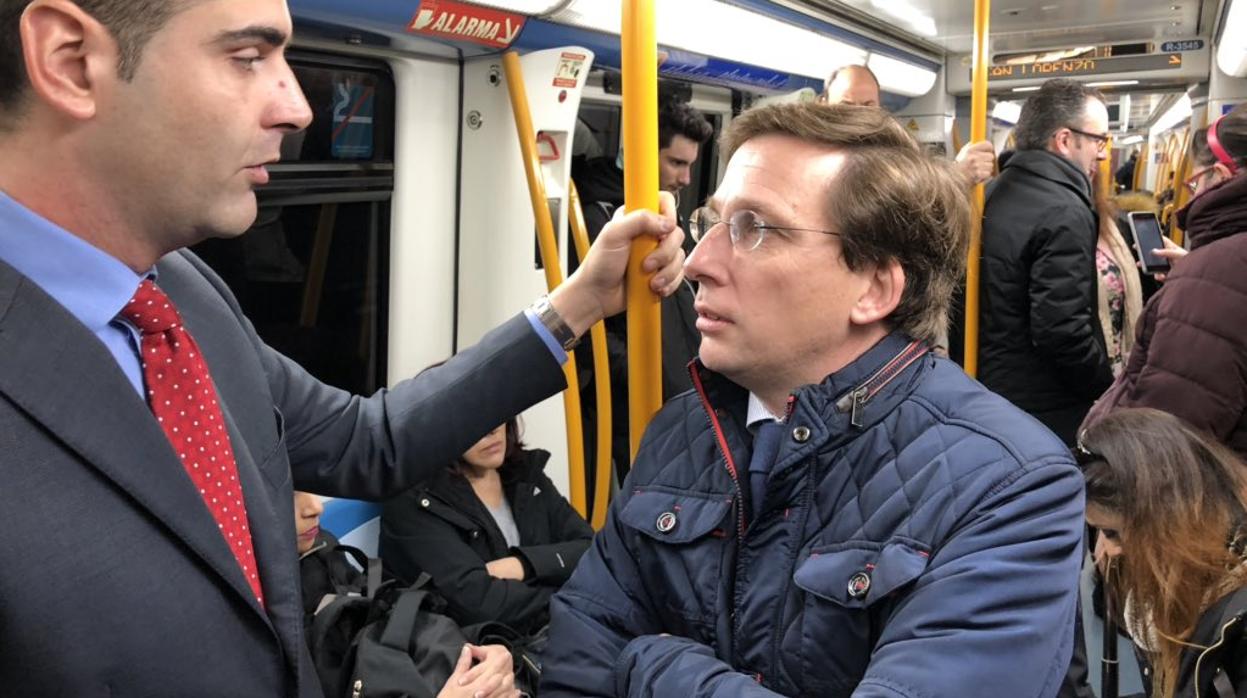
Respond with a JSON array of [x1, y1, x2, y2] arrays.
[[265, 314, 567, 499], [541, 479, 769, 697], [513, 471, 594, 586], [853, 461, 1085, 698], [248, 199, 682, 500], [379, 497, 554, 629], [1028, 216, 1113, 398], [614, 635, 786, 698]]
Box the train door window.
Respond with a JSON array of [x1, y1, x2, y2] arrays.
[[191, 52, 394, 395]]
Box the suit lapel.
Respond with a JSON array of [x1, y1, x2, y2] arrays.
[[0, 260, 275, 628], [155, 252, 305, 676]]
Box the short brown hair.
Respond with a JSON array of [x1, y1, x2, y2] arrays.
[[0, 0, 189, 116], [721, 102, 970, 346]]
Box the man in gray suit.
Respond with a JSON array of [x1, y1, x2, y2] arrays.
[[0, 0, 686, 695]]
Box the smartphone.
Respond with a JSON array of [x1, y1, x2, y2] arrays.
[[1126, 211, 1171, 274]]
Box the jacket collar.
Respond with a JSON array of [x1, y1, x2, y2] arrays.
[[1003, 149, 1094, 208], [1177, 172, 1247, 251], [691, 331, 929, 438]]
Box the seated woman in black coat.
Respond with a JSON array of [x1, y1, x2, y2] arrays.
[[1082, 408, 1247, 697], [380, 418, 593, 633]]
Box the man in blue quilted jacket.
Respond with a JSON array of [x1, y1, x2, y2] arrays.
[[540, 102, 1086, 698]]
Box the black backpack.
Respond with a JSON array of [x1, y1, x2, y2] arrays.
[[304, 544, 467, 698], [340, 580, 468, 698]]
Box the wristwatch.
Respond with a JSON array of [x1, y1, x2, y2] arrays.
[[530, 294, 580, 350]]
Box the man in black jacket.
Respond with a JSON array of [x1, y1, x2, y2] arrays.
[[573, 99, 713, 479], [980, 78, 1114, 446]]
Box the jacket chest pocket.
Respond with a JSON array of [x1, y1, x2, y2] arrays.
[[618, 489, 733, 631], [791, 541, 929, 692], [424, 499, 506, 559]]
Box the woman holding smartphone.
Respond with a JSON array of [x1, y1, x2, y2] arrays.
[[1084, 104, 1247, 459]]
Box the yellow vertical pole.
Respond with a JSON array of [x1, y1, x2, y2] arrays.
[[622, 0, 661, 462], [501, 51, 587, 517], [1098, 135, 1114, 201], [568, 182, 615, 530], [963, 0, 990, 377], [1133, 141, 1148, 191]]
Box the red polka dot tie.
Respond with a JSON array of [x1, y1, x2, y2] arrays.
[[121, 280, 265, 608]]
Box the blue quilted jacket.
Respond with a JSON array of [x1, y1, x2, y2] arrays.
[[541, 333, 1085, 698]]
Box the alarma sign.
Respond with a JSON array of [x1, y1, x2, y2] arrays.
[[409, 0, 526, 49]]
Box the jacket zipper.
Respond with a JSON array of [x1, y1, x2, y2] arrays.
[[834, 341, 928, 428], [690, 366, 746, 540], [1194, 615, 1241, 698]]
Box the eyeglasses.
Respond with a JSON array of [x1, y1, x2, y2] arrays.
[[690, 207, 841, 252], [1066, 126, 1111, 153], [1185, 165, 1218, 194]]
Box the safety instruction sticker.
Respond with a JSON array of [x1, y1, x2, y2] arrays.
[[408, 0, 525, 49], [553, 52, 587, 88]]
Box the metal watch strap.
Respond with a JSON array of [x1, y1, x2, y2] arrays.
[[532, 294, 579, 350]]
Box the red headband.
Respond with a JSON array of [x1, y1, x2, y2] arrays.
[[1207, 113, 1240, 175]]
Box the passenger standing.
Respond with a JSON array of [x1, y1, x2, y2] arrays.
[[1081, 408, 1247, 697], [0, 1, 686, 695], [1085, 106, 1247, 459], [1092, 170, 1144, 378], [820, 63, 997, 186], [573, 98, 713, 477], [979, 78, 1113, 445], [380, 416, 593, 633], [541, 102, 1085, 698]]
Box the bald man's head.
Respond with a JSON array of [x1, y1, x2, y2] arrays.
[[821, 65, 881, 108]]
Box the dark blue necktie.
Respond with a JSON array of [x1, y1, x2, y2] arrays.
[[748, 421, 784, 521]]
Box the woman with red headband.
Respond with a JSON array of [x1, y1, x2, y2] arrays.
[[1085, 104, 1247, 458]]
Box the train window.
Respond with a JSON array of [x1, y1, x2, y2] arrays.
[[191, 52, 394, 395]]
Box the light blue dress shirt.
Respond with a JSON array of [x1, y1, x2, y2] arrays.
[[0, 190, 149, 396]]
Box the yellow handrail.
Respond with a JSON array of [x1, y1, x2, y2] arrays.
[[1132, 141, 1148, 191], [962, 0, 990, 377], [501, 51, 588, 517], [1171, 116, 1205, 246], [568, 182, 615, 530], [1098, 135, 1114, 201], [622, 0, 662, 462]]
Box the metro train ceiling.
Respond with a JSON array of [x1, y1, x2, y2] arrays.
[[804, 0, 1217, 55]]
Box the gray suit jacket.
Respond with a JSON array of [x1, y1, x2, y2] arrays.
[[0, 250, 565, 697]]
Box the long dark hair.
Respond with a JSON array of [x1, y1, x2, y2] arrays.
[[453, 416, 525, 475], [1082, 408, 1247, 696]]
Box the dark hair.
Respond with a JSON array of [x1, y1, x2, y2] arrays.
[[721, 102, 970, 345], [454, 417, 525, 474], [1082, 408, 1247, 697], [1191, 103, 1247, 169], [1, 0, 188, 115], [821, 64, 880, 98], [1013, 78, 1105, 151], [658, 98, 712, 150]]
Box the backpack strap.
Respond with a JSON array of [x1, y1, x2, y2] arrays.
[[377, 577, 436, 651], [332, 543, 382, 599]]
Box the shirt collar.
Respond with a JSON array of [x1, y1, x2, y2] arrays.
[[746, 392, 784, 432], [0, 190, 152, 332]]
